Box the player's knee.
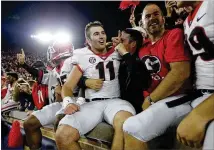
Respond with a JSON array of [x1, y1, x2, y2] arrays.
[[55, 125, 80, 146], [113, 110, 133, 130], [123, 116, 141, 137], [23, 115, 42, 132]]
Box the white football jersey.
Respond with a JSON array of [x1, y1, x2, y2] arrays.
[[72, 47, 121, 100], [41, 57, 73, 104], [184, 1, 214, 90]]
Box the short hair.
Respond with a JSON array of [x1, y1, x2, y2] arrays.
[[123, 29, 143, 51], [142, 3, 164, 17], [85, 21, 104, 39]]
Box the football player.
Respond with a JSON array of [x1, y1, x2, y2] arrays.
[[20, 41, 74, 150], [55, 21, 136, 150], [176, 1, 214, 149]]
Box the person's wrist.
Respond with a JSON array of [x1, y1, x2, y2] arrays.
[[192, 108, 214, 124], [62, 97, 76, 109], [146, 95, 155, 105], [121, 51, 129, 56]]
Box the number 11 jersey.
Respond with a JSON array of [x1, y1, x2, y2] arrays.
[[72, 47, 121, 100]]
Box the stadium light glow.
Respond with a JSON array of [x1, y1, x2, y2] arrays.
[[31, 31, 71, 44], [36, 32, 53, 43], [53, 32, 71, 43]]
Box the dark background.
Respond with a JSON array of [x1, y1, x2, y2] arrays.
[[1, 1, 165, 54]]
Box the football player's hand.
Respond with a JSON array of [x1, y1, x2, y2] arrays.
[[64, 103, 80, 115], [112, 30, 121, 46], [142, 97, 151, 110], [17, 49, 25, 65], [115, 43, 129, 56], [85, 78, 104, 91], [176, 110, 207, 148]]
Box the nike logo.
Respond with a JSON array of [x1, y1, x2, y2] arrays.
[[197, 13, 206, 22]]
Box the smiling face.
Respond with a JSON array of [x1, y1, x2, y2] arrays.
[[142, 4, 165, 35], [87, 26, 107, 53]]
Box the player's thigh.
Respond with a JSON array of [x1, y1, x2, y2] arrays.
[[103, 99, 136, 125], [32, 102, 62, 126], [123, 95, 192, 142], [59, 101, 105, 136]]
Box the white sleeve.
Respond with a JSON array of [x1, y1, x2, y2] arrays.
[[40, 71, 52, 85]]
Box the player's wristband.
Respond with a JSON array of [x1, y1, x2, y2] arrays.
[[62, 97, 76, 109]]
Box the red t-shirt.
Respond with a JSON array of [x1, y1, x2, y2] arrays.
[[139, 29, 190, 97]]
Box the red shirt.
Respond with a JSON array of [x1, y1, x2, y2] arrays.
[[139, 29, 190, 97]]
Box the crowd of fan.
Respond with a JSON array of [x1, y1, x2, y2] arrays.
[[1, 51, 46, 80]]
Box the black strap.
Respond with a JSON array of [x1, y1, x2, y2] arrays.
[[166, 89, 214, 108], [166, 91, 203, 108], [85, 97, 119, 102], [85, 98, 110, 102]]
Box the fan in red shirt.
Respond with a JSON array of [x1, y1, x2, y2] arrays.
[[139, 28, 190, 98], [123, 3, 192, 150]]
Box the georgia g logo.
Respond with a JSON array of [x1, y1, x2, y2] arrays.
[[142, 55, 162, 81], [142, 55, 161, 74]]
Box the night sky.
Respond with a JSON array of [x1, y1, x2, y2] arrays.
[[1, 1, 165, 54]]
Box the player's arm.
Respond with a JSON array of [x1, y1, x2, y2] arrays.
[[192, 94, 214, 122], [150, 61, 190, 102], [176, 94, 214, 148], [62, 65, 82, 114]]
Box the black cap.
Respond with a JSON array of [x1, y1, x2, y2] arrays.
[[32, 61, 45, 69], [7, 72, 18, 80]]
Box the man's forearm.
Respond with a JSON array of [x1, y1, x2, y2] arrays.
[[193, 94, 214, 123], [150, 69, 189, 102], [62, 84, 75, 109], [62, 84, 74, 99]]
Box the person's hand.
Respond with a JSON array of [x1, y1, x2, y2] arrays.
[[165, 0, 177, 17], [115, 43, 129, 56], [176, 110, 207, 148], [112, 30, 121, 46], [142, 97, 151, 110], [27, 110, 33, 116], [129, 13, 136, 27], [85, 78, 104, 91], [64, 103, 80, 115], [17, 49, 25, 65]]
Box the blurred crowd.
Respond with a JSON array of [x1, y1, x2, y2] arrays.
[[1, 51, 46, 80]]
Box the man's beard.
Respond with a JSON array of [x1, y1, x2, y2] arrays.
[[148, 25, 163, 35]]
